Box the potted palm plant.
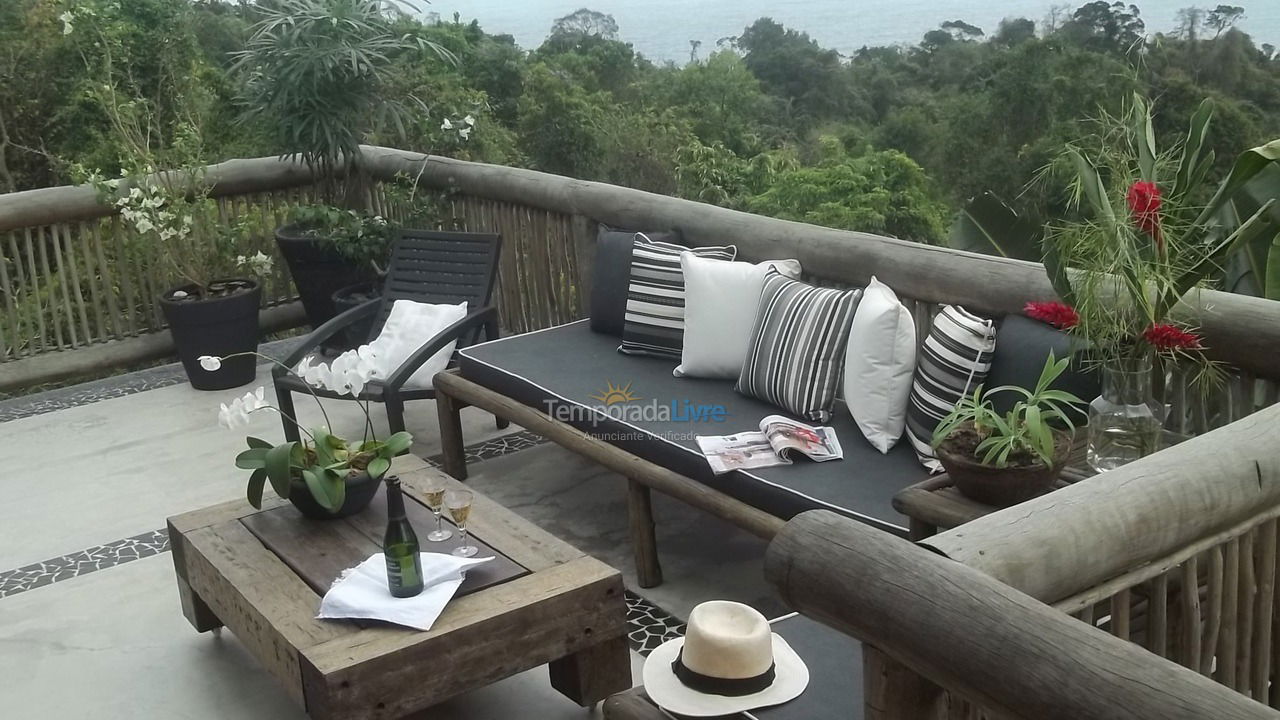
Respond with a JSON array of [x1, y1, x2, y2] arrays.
[[233, 0, 454, 329], [931, 352, 1085, 507]]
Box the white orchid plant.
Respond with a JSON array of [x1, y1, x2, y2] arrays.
[[202, 348, 411, 513]]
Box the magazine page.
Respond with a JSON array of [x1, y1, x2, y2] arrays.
[[695, 432, 791, 475], [758, 415, 844, 462]]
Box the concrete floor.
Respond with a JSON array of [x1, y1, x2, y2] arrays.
[[0, 365, 778, 719]]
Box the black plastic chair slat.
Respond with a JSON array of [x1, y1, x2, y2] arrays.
[[368, 229, 503, 344]]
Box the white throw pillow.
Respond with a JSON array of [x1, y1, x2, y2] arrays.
[[843, 277, 917, 453], [675, 255, 802, 379], [368, 299, 469, 389]]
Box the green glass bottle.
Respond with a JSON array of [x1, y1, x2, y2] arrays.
[[383, 476, 424, 598]]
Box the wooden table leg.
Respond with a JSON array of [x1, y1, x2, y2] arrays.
[[549, 633, 633, 706], [436, 388, 469, 480], [169, 522, 223, 632], [628, 479, 663, 588]]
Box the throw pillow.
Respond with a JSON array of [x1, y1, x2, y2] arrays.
[[675, 254, 803, 379], [736, 272, 862, 422], [368, 299, 469, 389], [619, 239, 737, 359], [843, 277, 917, 453], [905, 305, 997, 470], [589, 228, 682, 336], [985, 313, 1099, 425]]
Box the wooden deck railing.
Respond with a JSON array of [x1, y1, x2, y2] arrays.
[[4, 142, 1280, 425], [802, 402, 1280, 717], [766, 507, 1280, 720], [0, 153, 589, 390]]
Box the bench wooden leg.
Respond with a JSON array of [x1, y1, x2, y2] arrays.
[[549, 634, 632, 706], [436, 389, 468, 481], [628, 479, 663, 588]]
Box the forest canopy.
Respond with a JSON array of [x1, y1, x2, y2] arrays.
[[1, 0, 1278, 245]]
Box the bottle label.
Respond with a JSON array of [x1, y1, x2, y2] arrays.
[[386, 553, 421, 590]]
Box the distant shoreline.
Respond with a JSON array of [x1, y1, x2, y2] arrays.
[[423, 0, 1280, 63]]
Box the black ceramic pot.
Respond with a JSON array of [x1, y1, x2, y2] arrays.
[[275, 225, 370, 330], [160, 278, 262, 391], [331, 280, 382, 349], [287, 472, 380, 520]]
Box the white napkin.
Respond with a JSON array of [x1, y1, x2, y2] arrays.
[[317, 552, 493, 631]]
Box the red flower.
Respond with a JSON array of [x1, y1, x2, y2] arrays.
[[1024, 301, 1079, 329], [1143, 324, 1203, 351], [1127, 181, 1163, 249]]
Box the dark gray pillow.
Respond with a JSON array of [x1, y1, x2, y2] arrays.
[[985, 314, 1098, 423], [589, 227, 682, 336]]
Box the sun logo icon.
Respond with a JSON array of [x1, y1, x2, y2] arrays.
[[590, 381, 640, 406]]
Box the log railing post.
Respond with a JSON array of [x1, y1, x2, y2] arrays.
[[924, 403, 1280, 605], [765, 510, 1280, 720], [862, 645, 944, 720]]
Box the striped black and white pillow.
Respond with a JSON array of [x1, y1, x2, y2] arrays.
[[619, 239, 737, 358], [736, 272, 862, 422], [905, 305, 997, 470]]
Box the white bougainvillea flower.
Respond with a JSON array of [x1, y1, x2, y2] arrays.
[[198, 355, 222, 372]]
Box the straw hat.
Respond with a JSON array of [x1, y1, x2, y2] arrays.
[[643, 601, 809, 716]]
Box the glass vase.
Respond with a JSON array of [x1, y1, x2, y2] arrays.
[[1087, 359, 1166, 472]]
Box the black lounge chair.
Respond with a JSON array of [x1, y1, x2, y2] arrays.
[[273, 229, 503, 441]]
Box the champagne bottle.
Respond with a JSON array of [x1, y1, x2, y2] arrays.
[[384, 476, 424, 598]]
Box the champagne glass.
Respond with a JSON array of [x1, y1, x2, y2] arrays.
[[423, 476, 453, 542], [445, 489, 477, 558]]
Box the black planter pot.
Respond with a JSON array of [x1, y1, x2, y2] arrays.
[[160, 279, 262, 391], [331, 281, 382, 348], [287, 472, 380, 520], [275, 225, 370, 330]]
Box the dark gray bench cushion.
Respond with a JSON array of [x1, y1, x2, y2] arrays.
[[458, 320, 925, 533]]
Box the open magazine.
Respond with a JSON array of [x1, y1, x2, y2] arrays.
[[696, 415, 843, 475]]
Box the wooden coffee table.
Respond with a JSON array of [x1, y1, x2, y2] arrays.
[[167, 455, 631, 719]]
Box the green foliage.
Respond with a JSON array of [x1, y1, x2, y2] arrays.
[[932, 352, 1085, 468], [236, 429, 411, 511], [1038, 98, 1277, 382], [233, 0, 453, 176], [5, 0, 1280, 283], [744, 139, 950, 242], [289, 204, 395, 270]]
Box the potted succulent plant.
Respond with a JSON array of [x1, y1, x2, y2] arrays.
[[233, 0, 453, 329], [203, 348, 410, 520], [931, 352, 1085, 507]]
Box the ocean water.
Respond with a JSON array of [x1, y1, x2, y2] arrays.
[[423, 0, 1280, 62]]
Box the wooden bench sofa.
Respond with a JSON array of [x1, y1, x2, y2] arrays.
[[401, 147, 1280, 589]]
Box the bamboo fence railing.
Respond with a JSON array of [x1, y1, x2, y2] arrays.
[[0, 155, 589, 390], [915, 402, 1280, 718], [3, 143, 1280, 425]]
